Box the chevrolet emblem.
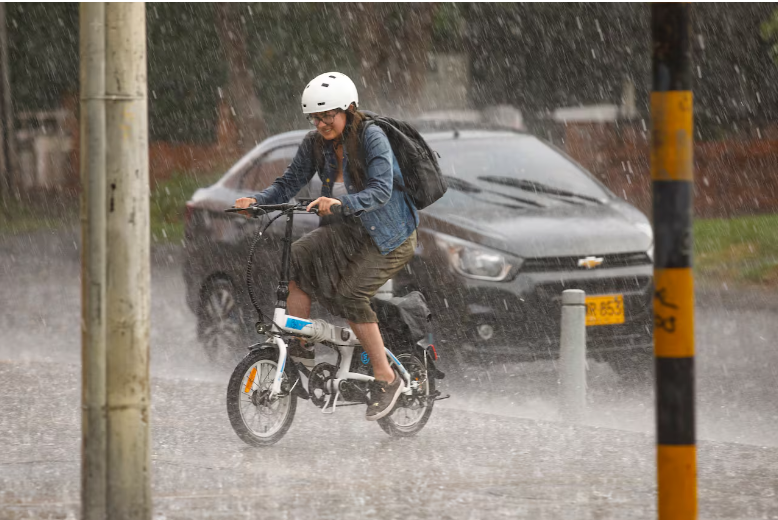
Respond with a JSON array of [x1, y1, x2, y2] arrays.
[[577, 256, 604, 269]]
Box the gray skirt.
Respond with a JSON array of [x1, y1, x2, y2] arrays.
[[290, 220, 417, 323]]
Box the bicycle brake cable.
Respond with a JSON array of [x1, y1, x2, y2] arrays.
[[245, 207, 294, 334], [245, 210, 271, 321]]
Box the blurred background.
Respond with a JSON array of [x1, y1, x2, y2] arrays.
[[3, 3, 778, 245], [2, 4, 778, 518]]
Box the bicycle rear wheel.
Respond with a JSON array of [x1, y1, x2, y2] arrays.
[[227, 349, 297, 446], [378, 352, 435, 437]]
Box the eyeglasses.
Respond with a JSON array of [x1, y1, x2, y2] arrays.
[[307, 109, 341, 126]]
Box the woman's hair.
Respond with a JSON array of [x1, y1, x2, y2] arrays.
[[342, 107, 366, 190]]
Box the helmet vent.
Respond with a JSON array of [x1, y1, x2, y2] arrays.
[[303, 104, 307, 107], [329, 75, 336, 78], [317, 102, 326, 106], [321, 83, 329, 87]]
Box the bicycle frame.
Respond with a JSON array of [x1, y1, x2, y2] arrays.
[[252, 206, 413, 404]]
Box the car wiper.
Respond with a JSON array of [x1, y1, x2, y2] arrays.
[[477, 175, 603, 204], [444, 175, 545, 207]]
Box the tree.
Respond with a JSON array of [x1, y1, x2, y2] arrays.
[[337, 3, 439, 116], [215, 2, 267, 151], [147, 3, 225, 144], [760, 8, 778, 62]]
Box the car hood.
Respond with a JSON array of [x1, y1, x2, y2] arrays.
[[190, 184, 253, 212], [422, 191, 652, 258]]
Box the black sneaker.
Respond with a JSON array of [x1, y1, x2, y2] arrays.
[[366, 373, 404, 421]]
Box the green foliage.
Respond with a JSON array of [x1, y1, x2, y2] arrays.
[[431, 3, 466, 52], [8, 2, 226, 143], [8, 3, 79, 111], [760, 8, 778, 63], [695, 214, 778, 286], [150, 167, 226, 243], [0, 194, 78, 235], [147, 3, 226, 143], [245, 3, 357, 132]]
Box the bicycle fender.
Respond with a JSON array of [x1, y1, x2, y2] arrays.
[[414, 343, 445, 380], [248, 342, 276, 353]]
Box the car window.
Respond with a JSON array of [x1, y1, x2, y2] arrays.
[[432, 135, 608, 199], [232, 146, 299, 192]]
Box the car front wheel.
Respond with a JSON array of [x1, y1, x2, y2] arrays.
[[198, 277, 246, 368]]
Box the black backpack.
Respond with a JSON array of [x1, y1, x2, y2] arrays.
[[311, 111, 447, 210], [360, 111, 447, 210]]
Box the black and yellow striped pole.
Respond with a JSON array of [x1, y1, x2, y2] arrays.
[[652, 4, 696, 519]]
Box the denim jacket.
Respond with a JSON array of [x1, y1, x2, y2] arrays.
[[252, 124, 419, 255]]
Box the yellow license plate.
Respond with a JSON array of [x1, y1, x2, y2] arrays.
[[585, 294, 625, 326]]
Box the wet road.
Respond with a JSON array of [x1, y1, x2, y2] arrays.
[[2, 230, 778, 518]]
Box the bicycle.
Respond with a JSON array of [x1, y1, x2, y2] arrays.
[[223, 201, 446, 446]]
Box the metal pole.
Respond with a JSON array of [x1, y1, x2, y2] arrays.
[[104, 4, 151, 519], [652, 4, 697, 519], [79, 3, 107, 519], [558, 289, 586, 422]]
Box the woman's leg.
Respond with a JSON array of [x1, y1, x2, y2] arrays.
[[287, 281, 312, 319], [341, 233, 418, 384], [348, 321, 395, 382]]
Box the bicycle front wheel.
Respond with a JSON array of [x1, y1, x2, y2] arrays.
[[226, 349, 297, 447]]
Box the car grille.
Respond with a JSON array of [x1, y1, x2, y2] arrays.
[[535, 276, 652, 301], [521, 252, 651, 272]]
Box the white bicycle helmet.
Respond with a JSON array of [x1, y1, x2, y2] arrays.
[[301, 72, 359, 114]]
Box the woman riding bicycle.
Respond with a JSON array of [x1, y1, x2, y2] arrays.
[[234, 72, 418, 421]]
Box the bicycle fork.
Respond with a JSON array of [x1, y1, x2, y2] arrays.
[[270, 336, 288, 397]]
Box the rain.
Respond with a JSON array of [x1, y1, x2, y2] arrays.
[[1, 3, 778, 519]]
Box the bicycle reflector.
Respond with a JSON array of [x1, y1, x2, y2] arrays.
[[430, 344, 439, 361], [244, 367, 257, 394]]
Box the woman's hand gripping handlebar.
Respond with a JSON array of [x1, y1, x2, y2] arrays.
[[225, 200, 322, 217], [304, 196, 342, 217], [228, 197, 345, 218]]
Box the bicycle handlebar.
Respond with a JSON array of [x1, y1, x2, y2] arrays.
[[224, 202, 320, 216], [224, 199, 349, 218]]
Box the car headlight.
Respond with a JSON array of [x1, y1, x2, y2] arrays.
[[434, 233, 518, 281], [647, 243, 654, 262]]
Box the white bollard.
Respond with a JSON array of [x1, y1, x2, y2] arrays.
[[374, 278, 394, 301], [559, 289, 587, 422]]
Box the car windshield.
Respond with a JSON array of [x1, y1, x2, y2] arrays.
[[431, 135, 609, 201]]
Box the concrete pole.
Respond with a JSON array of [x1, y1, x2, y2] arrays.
[[79, 3, 107, 519], [558, 289, 586, 422], [652, 4, 697, 519], [104, 4, 151, 519]]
